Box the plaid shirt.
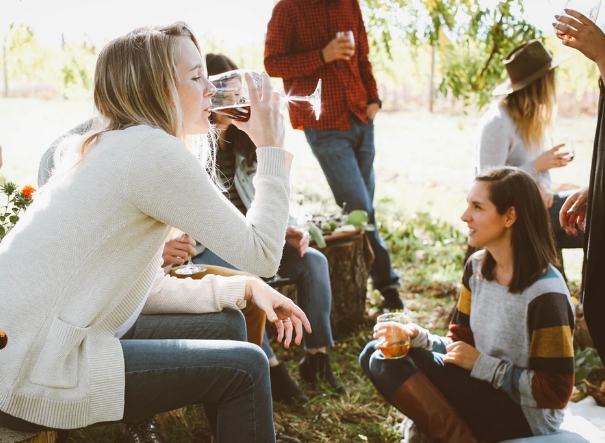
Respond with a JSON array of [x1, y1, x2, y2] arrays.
[[264, 0, 380, 131]]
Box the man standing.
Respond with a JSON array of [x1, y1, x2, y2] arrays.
[[265, 0, 402, 310]]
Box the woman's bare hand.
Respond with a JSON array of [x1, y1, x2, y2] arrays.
[[162, 235, 197, 268], [443, 341, 480, 371], [553, 9, 605, 69], [534, 144, 571, 172], [244, 277, 312, 349], [233, 72, 285, 149], [559, 185, 589, 235]]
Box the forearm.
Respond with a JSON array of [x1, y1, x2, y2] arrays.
[[143, 269, 247, 314], [128, 134, 293, 278], [470, 354, 572, 409], [265, 51, 325, 79]]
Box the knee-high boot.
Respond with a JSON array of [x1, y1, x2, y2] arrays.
[[390, 371, 479, 443]]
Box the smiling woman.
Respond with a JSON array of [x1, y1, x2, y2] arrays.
[[0, 21, 308, 443], [360, 167, 576, 443]]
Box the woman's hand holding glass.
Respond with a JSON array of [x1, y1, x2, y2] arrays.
[[373, 317, 418, 359], [554, 7, 605, 58], [559, 185, 589, 235], [162, 236, 197, 268], [443, 341, 481, 371], [229, 71, 285, 149], [244, 277, 312, 349], [534, 144, 572, 172]]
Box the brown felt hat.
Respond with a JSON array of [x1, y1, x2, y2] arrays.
[[492, 39, 571, 96]]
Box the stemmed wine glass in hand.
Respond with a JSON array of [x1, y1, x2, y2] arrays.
[[209, 69, 322, 122], [173, 234, 206, 276], [555, 0, 602, 41]]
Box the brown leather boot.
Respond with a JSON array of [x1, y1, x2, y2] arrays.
[[390, 371, 478, 443]]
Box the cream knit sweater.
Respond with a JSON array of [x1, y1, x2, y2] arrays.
[[0, 125, 293, 429]]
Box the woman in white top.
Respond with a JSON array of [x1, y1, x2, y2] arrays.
[[475, 39, 583, 254], [0, 22, 310, 443]]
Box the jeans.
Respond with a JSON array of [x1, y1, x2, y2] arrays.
[[304, 114, 400, 292], [0, 310, 275, 443], [549, 191, 584, 249], [193, 245, 334, 359], [359, 341, 533, 443]]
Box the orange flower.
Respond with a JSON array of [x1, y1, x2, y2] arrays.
[[21, 185, 36, 199]]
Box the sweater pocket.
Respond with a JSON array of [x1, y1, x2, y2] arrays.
[[29, 317, 90, 389]]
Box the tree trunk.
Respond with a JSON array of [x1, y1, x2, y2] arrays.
[[310, 231, 374, 338]]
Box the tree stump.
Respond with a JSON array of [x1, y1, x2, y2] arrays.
[[310, 230, 374, 338]]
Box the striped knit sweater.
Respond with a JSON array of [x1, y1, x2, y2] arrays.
[[412, 250, 575, 436]]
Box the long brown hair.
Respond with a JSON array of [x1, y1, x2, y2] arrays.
[[476, 167, 558, 293], [501, 69, 556, 150], [81, 22, 200, 157], [206, 53, 257, 167]]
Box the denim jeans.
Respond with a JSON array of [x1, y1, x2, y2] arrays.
[[359, 341, 533, 443], [193, 245, 334, 359], [0, 310, 275, 443], [304, 114, 400, 292]]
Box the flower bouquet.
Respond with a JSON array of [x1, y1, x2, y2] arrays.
[[0, 182, 35, 242]]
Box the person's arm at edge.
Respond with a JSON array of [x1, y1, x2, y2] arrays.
[[264, 2, 325, 78]]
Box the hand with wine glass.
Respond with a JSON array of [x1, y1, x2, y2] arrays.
[[162, 234, 197, 270], [323, 31, 355, 62], [553, 2, 605, 75], [210, 69, 322, 123]]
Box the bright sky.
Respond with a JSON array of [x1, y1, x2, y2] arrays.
[[2, 0, 604, 47], [1, 0, 277, 46]]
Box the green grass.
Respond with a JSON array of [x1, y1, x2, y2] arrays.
[[0, 97, 594, 441]]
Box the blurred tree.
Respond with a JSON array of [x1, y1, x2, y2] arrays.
[[2, 23, 58, 96], [360, 0, 541, 109]]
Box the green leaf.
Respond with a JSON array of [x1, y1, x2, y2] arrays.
[[9, 215, 19, 224]]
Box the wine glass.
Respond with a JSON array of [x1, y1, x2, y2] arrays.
[[173, 234, 207, 276], [375, 313, 411, 359], [564, 134, 576, 161], [555, 0, 602, 41], [209, 69, 322, 122]]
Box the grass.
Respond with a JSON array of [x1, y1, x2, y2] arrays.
[[0, 97, 595, 442]]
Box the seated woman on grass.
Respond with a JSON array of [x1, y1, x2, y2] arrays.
[[360, 166, 574, 443], [0, 21, 310, 443]]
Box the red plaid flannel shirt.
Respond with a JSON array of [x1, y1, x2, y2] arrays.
[[264, 0, 380, 131]]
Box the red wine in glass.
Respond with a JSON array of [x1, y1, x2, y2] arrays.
[[211, 104, 251, 122]]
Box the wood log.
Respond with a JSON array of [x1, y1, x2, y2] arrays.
[[310, 231, 374, 338]]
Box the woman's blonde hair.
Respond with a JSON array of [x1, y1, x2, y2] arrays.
[[81, 21, 199, 156], [501, 69, 556, 150]]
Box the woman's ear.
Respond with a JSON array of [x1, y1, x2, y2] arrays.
[[504, 206, 517, 228]]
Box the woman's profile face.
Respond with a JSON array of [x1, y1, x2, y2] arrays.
[[460, 181, 511, 249], [176, 37, 215, 135]]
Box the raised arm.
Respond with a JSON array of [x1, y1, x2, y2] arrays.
[[127, 133, 292, 277], [554, 9, 605, 78]]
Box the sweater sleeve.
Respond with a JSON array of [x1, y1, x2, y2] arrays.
[[126, 130, 292, 277], [470, 291, 575, 409], [444, 259, 476, 349], [264, 1, 326, 79], [142, 266, 247, 314]]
